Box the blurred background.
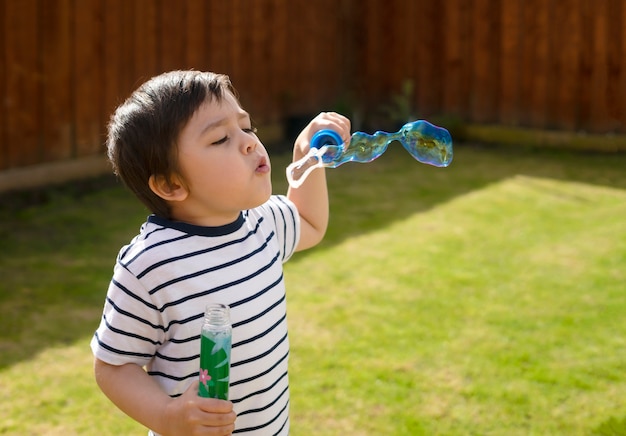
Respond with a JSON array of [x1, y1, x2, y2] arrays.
[[1, 0, 625, 190]]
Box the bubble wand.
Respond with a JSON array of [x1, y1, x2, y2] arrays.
[[286, 120, 453, 188]]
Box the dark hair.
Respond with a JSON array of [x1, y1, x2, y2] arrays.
[[107, 70, 236, 218]]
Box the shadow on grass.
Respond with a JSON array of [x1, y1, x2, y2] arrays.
[[591, 415, 626, 436], [1, 143, 625, 369], [0, 175, 149, 369]]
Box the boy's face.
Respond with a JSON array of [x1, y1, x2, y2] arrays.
[[170, 91, 272, 226]]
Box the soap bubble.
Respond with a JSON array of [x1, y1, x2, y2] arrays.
[[286, 120, 453, 188]]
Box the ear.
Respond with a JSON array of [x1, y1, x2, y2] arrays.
[[148, 174, 188, 202]]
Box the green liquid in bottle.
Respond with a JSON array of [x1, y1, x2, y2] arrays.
[[198, 304, 231, 400]]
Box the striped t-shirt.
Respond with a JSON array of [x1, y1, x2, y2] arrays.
[[91, 195, 300, 435]]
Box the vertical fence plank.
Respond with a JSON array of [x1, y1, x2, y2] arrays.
[[282, 0, 308, 115], [548, 0, 579, 130], [0, 1, 7, 168], [442, 0, 471, 119], [359, 0, 382, 113], [103, 0, 138, 125], [299, 0, 316, 112], [534, 0, 550, 128], [577, 1, 593, 131], [337, 0, 363, 126], [207, 1, 233, 75], [616, 0, 626, 133], [133, 0, 159, 82], [230, 0, 254, 110], [314, 0, 340, 111], [159, 1, 187, 72], [606, 0, 623, 131], [519, 0, 550, 127], [248, 0, 265, 117], [102, 0, 126, 131], [378, 0, 399, 99], [471, 0, 500, 123], [414, 0, 429, 115], [267, 0, 288, 122], [543, 0, 557, 130], [74, 0, 104, 156], [499, 0, 521, 125], [185, 0, 208, 70], [384, 0, 417, 121], [3, 0, 40, 168], [121, 1, 137, 91], [42, 0, 73, 161], [249, 0, 278, 120], [344, 0, 367, 102], [589, 0, 610, 132]]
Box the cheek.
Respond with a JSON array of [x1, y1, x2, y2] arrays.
[[187, 157, 246, 194], [191, 162, 229, 188]]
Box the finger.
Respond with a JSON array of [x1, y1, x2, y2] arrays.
[[195, 412, 237, 433], [196, 411, 237, 429], [202, 423, 236, 436], [197, 398, 234, 414], [315, 113, 350, 135], [324, 112, 351, 135]]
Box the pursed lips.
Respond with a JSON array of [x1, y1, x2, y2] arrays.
[[256, 156, 270, 174]]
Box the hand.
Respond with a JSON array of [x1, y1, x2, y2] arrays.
[[288, 112, 349, 251], [293, 112, 351, 160], [161, 381, 236, 436]]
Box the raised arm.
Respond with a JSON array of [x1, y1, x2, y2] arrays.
[[287, 112, 351, 251]]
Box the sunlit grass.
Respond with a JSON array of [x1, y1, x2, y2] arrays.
[[286, 173, 626, 435], [1, 144, 625, 435]]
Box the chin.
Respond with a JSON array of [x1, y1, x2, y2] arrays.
[[259, 190, 272, 205], [248, 187, 272, 209]]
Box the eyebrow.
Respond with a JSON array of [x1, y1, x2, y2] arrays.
[[199, 111, 250, 137]]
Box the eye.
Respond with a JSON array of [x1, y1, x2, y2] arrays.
[[212, 136, 229, 145], [243, 127, 258, 135]]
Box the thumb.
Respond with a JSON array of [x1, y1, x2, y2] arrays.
[[184, 380, 201, 396], [188, 379, 200, 390]]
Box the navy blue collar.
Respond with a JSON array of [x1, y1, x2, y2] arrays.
[[148, 212, 245, 237]]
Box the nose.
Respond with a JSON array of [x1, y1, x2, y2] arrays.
[[246, 141, 256, 154], [241, 131, 258, 154]]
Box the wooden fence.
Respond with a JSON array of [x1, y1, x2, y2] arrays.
[[1, 0, 625, 172]]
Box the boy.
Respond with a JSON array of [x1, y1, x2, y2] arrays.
[[91, 70, 350, 435]]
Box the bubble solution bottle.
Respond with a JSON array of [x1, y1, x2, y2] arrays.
[[198, 303, 231, 400]]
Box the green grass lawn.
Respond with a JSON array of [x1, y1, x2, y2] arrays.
[[1, 143, 625, 435]]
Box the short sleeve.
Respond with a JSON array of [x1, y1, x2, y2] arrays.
[[91, 261, 165, 366], [257, 195, 300, 263]]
